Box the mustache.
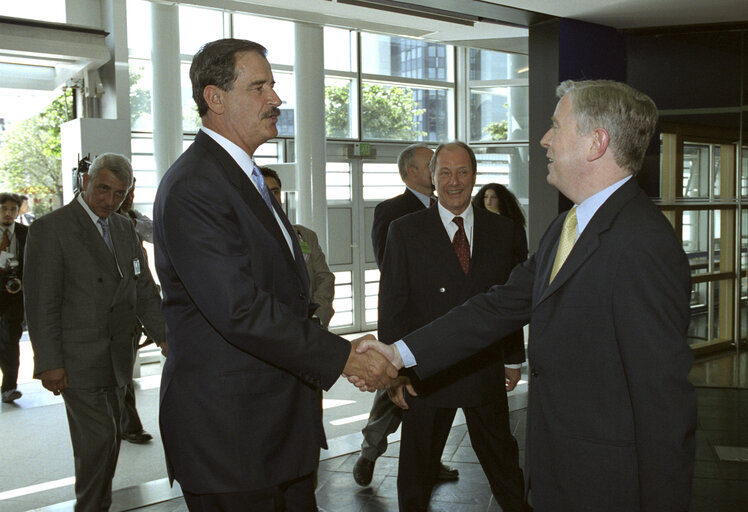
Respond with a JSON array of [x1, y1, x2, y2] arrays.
[[262, 107, 281, 119]]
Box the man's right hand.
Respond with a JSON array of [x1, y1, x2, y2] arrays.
[[40, 368, 68, 395], [343, 336, 399, 391], [386, 375, 417, 410]]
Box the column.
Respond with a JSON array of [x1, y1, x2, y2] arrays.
[[293, 22, 328, 250], [151, 3, 183, 181]]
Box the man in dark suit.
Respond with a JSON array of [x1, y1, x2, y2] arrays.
[[356, 80, 696, 512], [371, 144, 435, 268], [355, 144, 458, 486], [153, 38, 395, 511], [24, 153, 166, 511], [0, 193, 27, 403], [381, 142, 527, 511]]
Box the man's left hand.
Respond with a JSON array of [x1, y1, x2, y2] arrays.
[[505, 367, 521, 391]]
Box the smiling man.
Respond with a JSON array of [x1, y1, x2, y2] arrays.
[[24, 153, 165, 511], [357, 81, 696, 512], [153, 38, 395, 511], [378, 141, 527, 511]]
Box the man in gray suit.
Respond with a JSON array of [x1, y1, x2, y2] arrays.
[[24, 153, 165, 512]]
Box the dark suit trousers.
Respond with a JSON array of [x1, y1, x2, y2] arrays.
[[62, 385, 125, 512], [120, 331, 144, 435], [398, 395, 524, 512], [361, 388, 403, 460], [182, 472, 317, 512], [0, 293, 23, 392]]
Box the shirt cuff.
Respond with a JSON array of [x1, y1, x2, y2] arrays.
[[394, 339, 417, 368], [505, 364, 522, 369]]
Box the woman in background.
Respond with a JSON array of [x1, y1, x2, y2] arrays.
[[472, 183, 526, 228]]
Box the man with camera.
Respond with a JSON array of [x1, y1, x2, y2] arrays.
[[0, 192, 26, 403]]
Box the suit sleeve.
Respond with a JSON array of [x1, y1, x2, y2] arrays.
[[371, 203, 391, 269], [159, 171, 349, 389], [611, 228, 695, 511], [304, 228, 335, 328], [377, 221, 412, 345], [501, 222, 529, 365], [130, 224, 165, 345], [23, 219, 66, 375], [405, 254, 535, 380]]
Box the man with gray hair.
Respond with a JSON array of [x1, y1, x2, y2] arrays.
[[357, 80, 696, 511], [24, 152, 165, 511]]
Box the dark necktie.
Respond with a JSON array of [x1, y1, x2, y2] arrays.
[[250, 164, 274, 211], [452, 216, 470, 275], [98, 217, 114, 253]]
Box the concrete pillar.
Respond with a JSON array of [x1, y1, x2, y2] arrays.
[[293, 22, 328, 249], [151, 3, 183, 181]]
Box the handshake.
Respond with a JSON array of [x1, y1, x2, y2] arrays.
[[343, 334, 404, 392]]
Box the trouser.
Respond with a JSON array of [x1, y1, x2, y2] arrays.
[[0, 304, 23, 392], [397, 395, 525, 512], [182, 472, 317, 512], [62, 385, 126, 512], [120, 330, 144, 435], [359, 388, 403, 461]]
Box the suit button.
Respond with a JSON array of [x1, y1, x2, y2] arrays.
[[531, 369, 539, 377], [97, 278, 103, 283], [299, 293, 306, 300], [439, 287, 446, 293]]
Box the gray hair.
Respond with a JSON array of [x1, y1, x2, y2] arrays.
[[88, 153, 133, 186], [557, 80, 658, 175], [397, 144, 431, 181]]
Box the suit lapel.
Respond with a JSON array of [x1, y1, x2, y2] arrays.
[[195, 132, 304, 282], [537, 179, 641, 304], [70, 200, 120, 277], [424, 207, 469, 282]]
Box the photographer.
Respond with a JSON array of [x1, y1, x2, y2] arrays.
[[0, 192, 26, 403]]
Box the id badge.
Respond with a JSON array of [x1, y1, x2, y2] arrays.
[[132, 257, 141, 276]]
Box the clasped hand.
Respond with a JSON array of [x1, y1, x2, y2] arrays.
[[342, 336, 404, 392]]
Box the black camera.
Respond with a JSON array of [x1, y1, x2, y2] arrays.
[[3, 260, 22, 294]]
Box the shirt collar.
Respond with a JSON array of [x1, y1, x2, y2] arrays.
[[201, 127, 255, 177], [575, 175, 631, 238], [2, 222, 16, 235], [437, 201, 473, 226], [406, 186, 435, 208], [77, 193, 103, 225]]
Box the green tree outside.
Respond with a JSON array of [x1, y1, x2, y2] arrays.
[[0, 89, 73, 215], [325, 82, 426, 140]]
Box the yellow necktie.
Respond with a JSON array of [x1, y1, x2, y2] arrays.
[[549, 206, 577, 283]]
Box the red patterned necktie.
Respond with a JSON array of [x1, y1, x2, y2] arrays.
[[452, 216, 470, 275], [429, 197, 435, 207]]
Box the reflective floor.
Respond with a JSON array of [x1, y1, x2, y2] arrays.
[[1, 339, 746, 511]]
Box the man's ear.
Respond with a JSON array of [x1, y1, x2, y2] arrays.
[[588, 127, 610, 162], [203, 85, 225, 115]]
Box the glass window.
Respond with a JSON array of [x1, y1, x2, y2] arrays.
[[233, 14, 294, 66], [330, 271, 353, 328], [179, 5, 225, 56], [0, 0, 64, 22], [325, 78, 357, 139], [127, 0, 152, 56], [682, 143, 712, 198], [273, 71, 295, 137], [469, 87, 529, 142], [324, 27, 356, 72], [362, 162, 401, 201], [361, 83, 449, 142], [326, 162, 352, 201], [364, 269, 380, 324], [469, 49, 528, 80], [130, 59, 153, 131], [361, 33, 452, 81], [181, 62, 200, 132]]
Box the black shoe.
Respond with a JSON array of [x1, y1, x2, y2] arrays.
[[353, 456, 375, 486], [436, 462, 459, 481], [1, 389, 22, 403], [122, 429, 153, 444]]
